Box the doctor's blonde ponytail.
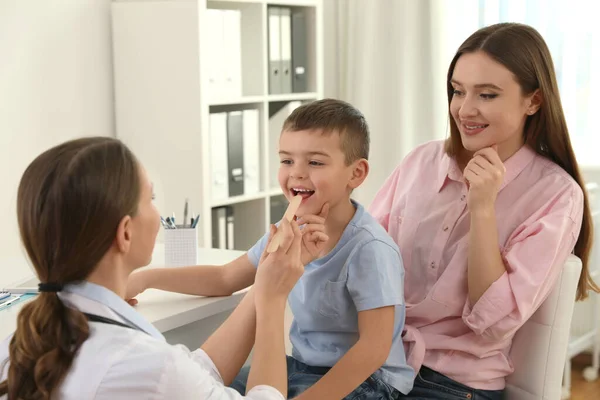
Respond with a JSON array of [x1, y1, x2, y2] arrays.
[[0, 137, 141, 399]]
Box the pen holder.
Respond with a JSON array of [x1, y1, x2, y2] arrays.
[[164, 228, 198, 267]]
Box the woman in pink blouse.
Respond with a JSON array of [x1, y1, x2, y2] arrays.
[[370, 23, 599, 399]]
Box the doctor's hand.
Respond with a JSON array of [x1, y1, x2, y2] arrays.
[[255, 218, 304, 307], [124, 270, 149, 306]]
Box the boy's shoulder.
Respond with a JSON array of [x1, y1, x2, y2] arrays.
[[344, 201, 400, 254]]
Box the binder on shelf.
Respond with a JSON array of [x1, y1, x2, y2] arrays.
[[210, 112, 229, 202], [227, 111, 245, 197], [268, 7, 282, 94], [223, 10, 242, 98], [291, 9, 308, 93], [206, 9, 225, 100], [279, 7, 292, 93], [211, 206, 235, 250], [226, 206, 235, 250], [212, 207, 227, 249], [243, 109, 260, 195], [270, 195, 288, 224], [206, 9, 242, 101]]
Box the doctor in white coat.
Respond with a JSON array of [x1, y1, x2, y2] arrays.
[[0, 137, 319, 400]]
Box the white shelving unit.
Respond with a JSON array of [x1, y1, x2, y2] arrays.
[[111, 0, 323, 251]]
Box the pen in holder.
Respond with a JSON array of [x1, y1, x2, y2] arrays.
[[164, 226, 198, 267]]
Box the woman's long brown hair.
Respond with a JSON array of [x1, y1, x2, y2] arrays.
[[445, 22, 598, 300], [0, 137, 141, 398]]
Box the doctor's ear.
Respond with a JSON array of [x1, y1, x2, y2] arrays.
[[115, 216, 133, 253]]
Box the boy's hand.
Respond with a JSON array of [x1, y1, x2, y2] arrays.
[[297, 202, 330, 265], [259, 202, 330, 266], [125, 270, 149, 306]]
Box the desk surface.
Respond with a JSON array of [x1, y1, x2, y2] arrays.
[[0, 244, 246, 340]]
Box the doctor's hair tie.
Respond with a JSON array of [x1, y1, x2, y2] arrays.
[[38, 282, 64, 293]]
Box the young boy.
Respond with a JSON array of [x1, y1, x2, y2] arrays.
[[126, 99, 414, 398]]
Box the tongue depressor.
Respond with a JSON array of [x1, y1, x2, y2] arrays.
[[266, 195, 302, 253]]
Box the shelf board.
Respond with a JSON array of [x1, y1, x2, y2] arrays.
[[267, 0, 319, 6], [212, 191, 268, 207], [209, 0, 319, 4], [208, 95, 265, 106], [267, 92, 318, 102], [209, 0, 265, 4]]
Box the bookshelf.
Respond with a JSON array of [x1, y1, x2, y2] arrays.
[[111, 0, 324, 251]]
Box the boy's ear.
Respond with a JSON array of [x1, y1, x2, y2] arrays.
[[348, 159, 369, 189]]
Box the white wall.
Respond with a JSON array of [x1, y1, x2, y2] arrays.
[[322, 0, 449, 208], [0, 0, 115, 287]]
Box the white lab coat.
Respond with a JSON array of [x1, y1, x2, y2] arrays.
[[0, 282, 283, 400]]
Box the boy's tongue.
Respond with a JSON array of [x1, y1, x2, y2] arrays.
[[293, 189, 315, 199]]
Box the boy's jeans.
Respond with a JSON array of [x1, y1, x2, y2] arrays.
[[230, 356, 401, 399]]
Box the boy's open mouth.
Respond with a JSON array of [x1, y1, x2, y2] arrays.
[[291, 188, 315, 199]]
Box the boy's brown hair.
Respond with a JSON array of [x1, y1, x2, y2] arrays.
[[282, 98, 370, 165]]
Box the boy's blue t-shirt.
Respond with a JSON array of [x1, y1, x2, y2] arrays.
[[247, 200, 415, 394]]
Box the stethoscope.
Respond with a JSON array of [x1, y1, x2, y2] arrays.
[[0, 314, 146, 382], [83, 313, 145, 333]]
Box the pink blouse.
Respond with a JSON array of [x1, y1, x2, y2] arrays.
[[369, 140, 583, 390]]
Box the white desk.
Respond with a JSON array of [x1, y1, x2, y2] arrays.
[[1, 244, 246, 348]]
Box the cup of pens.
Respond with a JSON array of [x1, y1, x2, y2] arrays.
[[162, 199, 200, 267]]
